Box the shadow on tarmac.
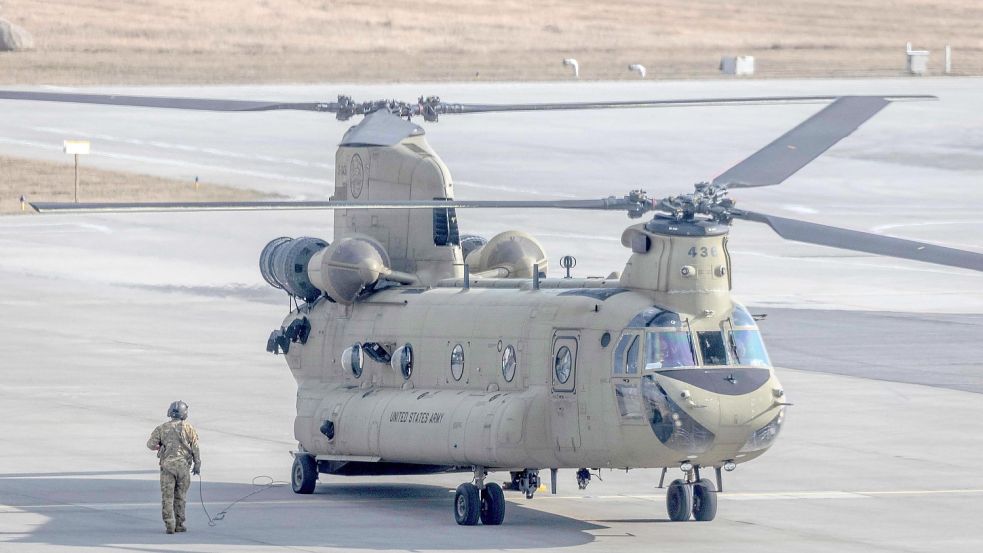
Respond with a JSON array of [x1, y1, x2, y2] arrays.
[[0, 473, 602, 550]]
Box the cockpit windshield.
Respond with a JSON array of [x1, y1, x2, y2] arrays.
[[619, 305, 771, 371], [645, 331, 696, 369]]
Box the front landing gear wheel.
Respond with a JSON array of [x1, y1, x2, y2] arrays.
[[666, 479, 692, 521], [480, 483, 506, 525], [692, 478, 718, 521], [291, 454, 317, 494], [454, 483, 481, 525]]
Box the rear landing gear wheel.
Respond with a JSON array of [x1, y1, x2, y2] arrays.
[[454, 483, 481, 525], [666, 479, 692, 521], [480, 483, 506, 525], [291, 454, 317, 494], [692, 478, 718, 521]]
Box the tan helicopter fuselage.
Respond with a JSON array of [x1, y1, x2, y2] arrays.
[[275, 116, 786, 475]]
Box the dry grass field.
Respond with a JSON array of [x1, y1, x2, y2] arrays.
[[1, 0, 981, 84], [0, 156, 268, 214]]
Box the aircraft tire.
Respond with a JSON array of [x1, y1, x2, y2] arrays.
[[692, 478, 718, 521], [291, 454, 318, 494], [455, 483, 481, 525], [480, 483, 506, 525], [666, 479, 692, 521]]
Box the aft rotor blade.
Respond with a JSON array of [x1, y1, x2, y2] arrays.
[[0, 90, 336, 112], [31, 197, 648, 214], [713, 96, 902, 188], [736, 210, 983, 272]]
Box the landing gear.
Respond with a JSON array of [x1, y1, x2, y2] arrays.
[[455, 466, 507, 525], [576, 468, 591, 490], [508, 469, 541, 499], [480, 483, 506, 525], [666, 479, 692, 521], [692, 478, 718, 521], [291, 454, 317, 494], [454, 483, 481, 525], [664, 473, 718, 521]]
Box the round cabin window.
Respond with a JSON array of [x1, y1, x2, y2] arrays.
[[343, 343, 363, 378], [451, 344, 465, 381], [502, 345, 517, 382], [554, 346, 573, 384], [394, 343, 413, 380]]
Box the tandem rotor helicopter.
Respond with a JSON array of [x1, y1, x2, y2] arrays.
[[3, 88, 982, 526]]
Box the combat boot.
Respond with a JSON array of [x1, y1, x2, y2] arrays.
[[175, 524, 187, 532], [165, 524, 175, 534]]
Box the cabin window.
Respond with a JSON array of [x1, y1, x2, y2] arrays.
[[343, 343, 364, 378], [554, 346, 573, 384], [393, 344, 414, 379], [645, 331, 696, 369], [450, 344, 465, 380], [731, 330, 771, 367], [502, 345, 517, 382], [697, 331, 729, 365]]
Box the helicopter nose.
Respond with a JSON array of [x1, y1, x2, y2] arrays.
[[645, 369, 785, 458]]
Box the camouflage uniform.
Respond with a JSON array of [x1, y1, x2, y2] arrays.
[[147, 419, 200, 533]]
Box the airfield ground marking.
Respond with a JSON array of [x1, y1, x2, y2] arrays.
[[4, 488, 983, 512], [0, 136, 330, 187]]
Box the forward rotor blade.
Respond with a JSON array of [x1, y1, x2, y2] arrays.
[[31, 197, 647, 214], [0, 90, 336, 112], [439, 95, 932, 116], [712, 96, 898, 188], [736, 210, 983, 272]]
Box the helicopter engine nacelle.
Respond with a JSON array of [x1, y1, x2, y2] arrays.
[[464, 230, 548, 278], [259, 236, 329, 303], [308, 236, 393, 305]]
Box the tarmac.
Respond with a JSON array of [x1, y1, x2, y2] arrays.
[[0, 78, 981, 552]]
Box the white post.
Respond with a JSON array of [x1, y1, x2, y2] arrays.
[[63, 140, 90, 203], [945, 45, 952, 74]]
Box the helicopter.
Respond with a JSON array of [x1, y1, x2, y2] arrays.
[[3, 88, 982, 526]]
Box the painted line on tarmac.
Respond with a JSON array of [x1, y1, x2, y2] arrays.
[[0, 137, 330, 187], [29, 126, 335, 171], [5, 488, 983, 512]]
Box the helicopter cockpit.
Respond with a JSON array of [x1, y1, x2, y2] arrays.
[[613, 304, 780, 455]]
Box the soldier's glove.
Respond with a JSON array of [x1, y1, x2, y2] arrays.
[[192, 462, 201, 476]]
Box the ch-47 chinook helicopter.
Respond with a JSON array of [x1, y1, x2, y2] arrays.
[[5, 88, 983, 526]]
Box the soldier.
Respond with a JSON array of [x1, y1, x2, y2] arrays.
[[147, 400, 201, 534]]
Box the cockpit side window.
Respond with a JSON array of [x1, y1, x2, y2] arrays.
[[731, 304, 757, 326], [645, 331, 696, 369], [697, 331, 729, 365], [626, 335, 640, 374], [728, 303, 771, 367], [731, 330, 771, 367], [613, 335, 630, 375]]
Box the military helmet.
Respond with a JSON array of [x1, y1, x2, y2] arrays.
[[167, 400, 189, 420]]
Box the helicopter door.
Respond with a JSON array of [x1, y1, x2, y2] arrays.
[[550, 332, 581, 451]]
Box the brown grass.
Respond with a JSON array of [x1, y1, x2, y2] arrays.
[[0, 155, 267, 214], [1, 0, 981, 84]]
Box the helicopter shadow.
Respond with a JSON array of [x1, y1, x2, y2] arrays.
[[0, 472, 603, 550]]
